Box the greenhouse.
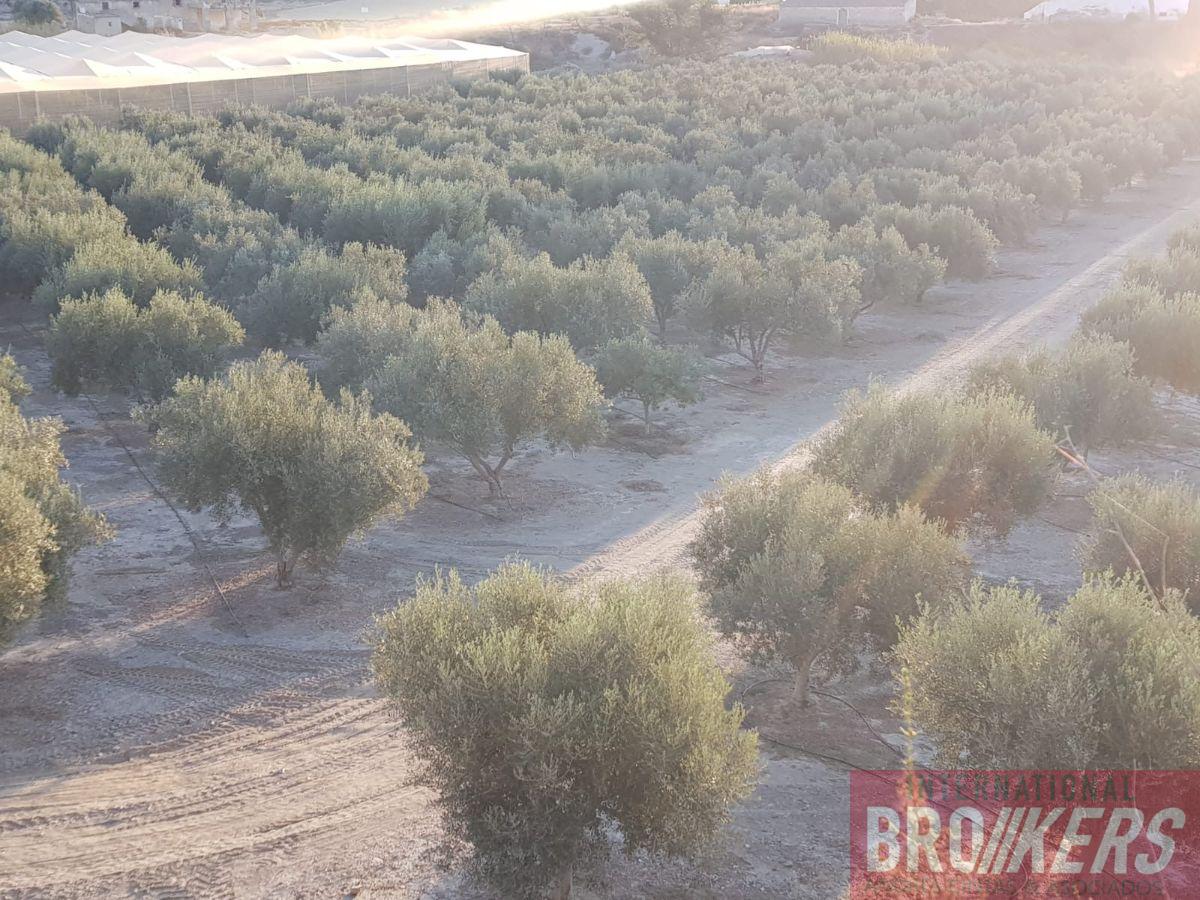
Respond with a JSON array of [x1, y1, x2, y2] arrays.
[[0, 30, 528, 131]]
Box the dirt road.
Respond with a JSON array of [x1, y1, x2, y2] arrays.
[[3, 165, 1200, 899]]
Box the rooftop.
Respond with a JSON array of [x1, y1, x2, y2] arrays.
[[0, 30, 525, 93], [780, 0, 909, 6]]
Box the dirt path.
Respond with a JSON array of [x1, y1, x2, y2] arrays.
[[575, 169, 1200, 584], [3, 166, 1200, 899]]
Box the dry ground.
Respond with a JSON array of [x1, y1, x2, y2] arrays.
[[4, 165, 1200, 898]]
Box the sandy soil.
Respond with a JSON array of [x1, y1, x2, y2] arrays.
[[3, 165, 1200, 899]]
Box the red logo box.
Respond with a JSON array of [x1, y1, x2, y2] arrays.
[[850, 770, 1200, 897]]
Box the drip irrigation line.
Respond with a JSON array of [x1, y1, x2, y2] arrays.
[[1033, 514, 1088, 536], [741, 676, 906, 762], [605, 434, 663, 458], [701, 373, 768, 396], [428, 492, 504, 522], [17, 320, 249, 638], [1141, 447, 1200, 472]]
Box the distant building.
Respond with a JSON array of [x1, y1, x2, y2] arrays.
[[1023, 0, 1190, 20], [76, 0, 192, 31], [76, 11, 123, 34], [73, 0, 258, 33], [778, 0, 917, 27]]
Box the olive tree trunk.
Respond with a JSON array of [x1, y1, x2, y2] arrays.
[[275, 546, 301, 589], [791, 592, 858, 708], [466, 450, 513, 499], [548, 862, 573, 900], [792, 658, 813, 708]]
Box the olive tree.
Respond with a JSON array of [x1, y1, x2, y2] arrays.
[[2, 355, 111, 641], [0, 353, 26, 401], [141, 351, 427, 587], [967, 335, 1156, 453], [874, 204, 997, 280], [620, 233, 716, 339], [896, 576, 1200, 768], [0, 200, 126, 294], [33, 234, 204, 311], [812, 384, 1054, 532], [685, 242, 861, 381], [1081, 283, 1200, 394], [13, 0, 63, 27], [240, 242, 410, 346], [464, 252, 652, 352], [1001, 155, 1082, 223], [827, 221, 946, 316], [1122, 247, 1200, 299], [592, 335, 702, 433], [628, 0, 728, 58], [1084, 474, 1200, 606], [47, 288, 244, 401], [691, 471, 967, 706], [314, 294, 421, 394], [372, 563, 758, 900], [1169, 222, 1200, 256], [367, 302, 606, 497]]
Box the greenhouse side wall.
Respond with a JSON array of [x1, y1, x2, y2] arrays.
[[0, 53, 530, 133]]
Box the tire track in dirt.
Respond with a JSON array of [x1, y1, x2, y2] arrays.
[[3, 182, 1200, 898], [0, 704, 421, 890]]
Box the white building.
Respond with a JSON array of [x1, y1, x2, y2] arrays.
[[76, 11, 123, 35], [74, 0, 252, 33], [778, 0, 917, 27], [1023, 0, 1190, 20]]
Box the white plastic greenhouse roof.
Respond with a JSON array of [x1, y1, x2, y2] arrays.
[[0, 31, 525, 93]]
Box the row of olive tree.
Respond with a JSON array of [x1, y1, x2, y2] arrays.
[[1, 355, 111, 642], [22, 121, 932, 384], [689, 380, 1056, 706], [46, 288, 244, 401], [0, 131, 202, 311], [96, 50, 1198, 379], [890, 221, 1200, 771], [896, 575, 1200, 769], [108, 53, 1185, 362], [113, 293, 613, 591], [206, 56, 1177, 256], [128, 110, 944, 377], [33, 122, 430, 349], [359, 231, 1200, 900]]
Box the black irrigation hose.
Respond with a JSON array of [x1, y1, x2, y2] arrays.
[[1033, 514, 1088, 536], [84, 390, 250, 638], [701, 373, 769, 396], [1141, 447, 1200, 472], [740, 676, 906, 765], [17, 320, 249, 638], [757, 733, 891, 777], [428, 492, 504, 522]]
